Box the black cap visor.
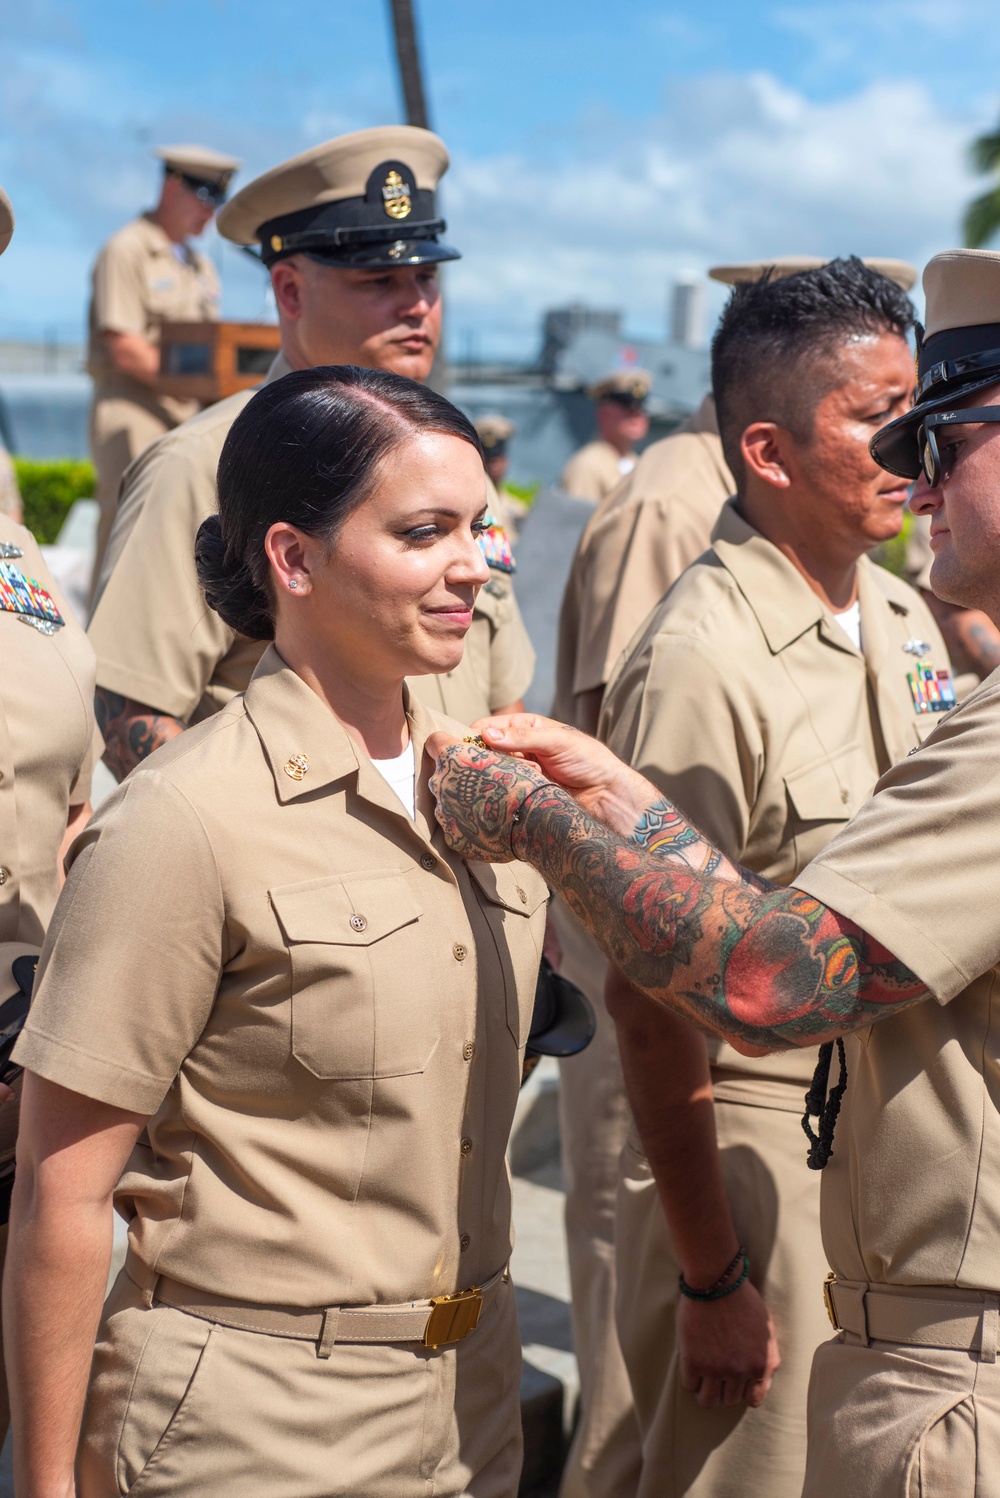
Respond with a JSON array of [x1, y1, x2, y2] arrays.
[[527, 958, 597, 1059], [302, 236, 461, 270], [871, 370, 1000, 479]]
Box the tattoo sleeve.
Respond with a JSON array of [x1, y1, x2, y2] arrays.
[[95, 688, 185, 782], [517, 783, 928, 1050]]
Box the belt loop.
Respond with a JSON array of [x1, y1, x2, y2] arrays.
[[979, 1295, 999, 1363], [142, 1273, 159, 1311], [318, 1308, 339, 1359]]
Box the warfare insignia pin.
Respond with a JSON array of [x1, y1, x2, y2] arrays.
[[0, 562, 64, 632], [0, 543, 24, 560], [382, 169, 412, 220], [902, 639, 932, 658]]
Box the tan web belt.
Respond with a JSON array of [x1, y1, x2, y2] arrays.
[[126, 1253, 508, 1358], [824, 1274, 1000, 1362]]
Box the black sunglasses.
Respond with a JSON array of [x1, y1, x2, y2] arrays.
[[919, 407, 1000, 487]]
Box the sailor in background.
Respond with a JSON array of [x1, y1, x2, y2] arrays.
[[561, 372, 651, 504], [0, 185, 101, 1449], [475, 414, 529, 541], [87, 142, 240, 587], [88, 127, 533, 783]]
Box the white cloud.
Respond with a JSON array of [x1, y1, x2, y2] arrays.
[[441, 72, 981, 354]]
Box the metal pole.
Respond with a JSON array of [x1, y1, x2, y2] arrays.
[[387, 0, 430, 129]]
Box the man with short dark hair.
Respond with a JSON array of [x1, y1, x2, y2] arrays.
[[90, 128, 533, 780], [87, 143, 241, 583], [430, 245, 1000, 1496], [599, 258, 946, 1498]]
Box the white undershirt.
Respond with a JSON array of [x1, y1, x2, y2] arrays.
[[618, 454, 636, 476], [834, 600, 862, 651], [370, 740, 416, 818]]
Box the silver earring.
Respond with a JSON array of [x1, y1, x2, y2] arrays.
[[288, 579, 299, 590]]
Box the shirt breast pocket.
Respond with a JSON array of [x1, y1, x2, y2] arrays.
[[466, 863, 547, 1046], [783, 743, 872, 869], [269, 872, 434, 1080]]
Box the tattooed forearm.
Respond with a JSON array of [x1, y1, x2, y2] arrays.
[[430, 744, 928, 1049], [95, 687, 185, 782]]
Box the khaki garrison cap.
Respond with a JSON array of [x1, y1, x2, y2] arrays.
[[709, 256, 918, 291], [588, 369, 652, 404], [156, 144, 241, 199], [872, 248, 1000, 479], [217, 126, 460, 270], [0, 188, 12, 257], [475, 414, 515, 451]]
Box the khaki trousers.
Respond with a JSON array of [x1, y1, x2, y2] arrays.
[[554, 901, 641, 1498], [615, 1097, 829, 1498], [78, 1266, 523, 1498], [89, 397, 172, 598], [803, 1332, 1000, 1497]]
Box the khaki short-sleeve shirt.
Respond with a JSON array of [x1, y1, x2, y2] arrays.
[[89, 356, 534, 727], [87, 214, 221, 427], [16, 649, 548, 1306], [561, 440, 632, 504], [554, 429, 733, 725], [600, 501, 950, 1098], [0, 517, 100, 954], [793, 673, 1000, 1291]]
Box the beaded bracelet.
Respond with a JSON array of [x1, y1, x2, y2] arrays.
[[678, 1247, 749, 1302]]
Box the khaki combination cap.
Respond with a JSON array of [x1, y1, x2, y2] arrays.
[[709, 255, 918, 291], [475, 414, 515, 450], [0, 187, 12, 258], [872, 248, 1000, 479], [588, 370, 652, 404], [156, 143, 241, 200], [216, 126, 459, 270]]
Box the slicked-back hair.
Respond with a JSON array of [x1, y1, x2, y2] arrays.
[[196, 365, 484, 641], [710, 257, 915, 487]]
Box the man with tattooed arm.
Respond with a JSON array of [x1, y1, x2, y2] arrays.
[[594, 259, 945, 1498], [431, 248, 1000, 1495]]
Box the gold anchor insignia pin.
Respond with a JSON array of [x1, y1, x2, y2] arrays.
[[382, 169, 412, 220], [283, 753, 309, 781]]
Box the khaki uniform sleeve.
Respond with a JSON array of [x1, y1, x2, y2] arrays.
[[794, 683, 1000, 1002], [480, 579, 535, 710], [91, 234, 149, 338], [88, 434, 234, 721], [562, 446, 617, 503], [601, 633, 762, 860], [14, 772, 225, 1114]]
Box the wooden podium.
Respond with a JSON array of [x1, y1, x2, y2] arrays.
[[158, 320, 282, 405]]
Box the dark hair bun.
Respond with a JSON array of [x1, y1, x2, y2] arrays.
[[195, 515, 274, 641]]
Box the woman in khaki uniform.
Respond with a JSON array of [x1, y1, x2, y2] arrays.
[[7, 367, 548, 1496], [0, 185, 101, 1447]]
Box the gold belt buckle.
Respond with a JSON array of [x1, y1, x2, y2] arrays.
[[424, 1286, 484, 1348], [823, 1272, 840, 1331]]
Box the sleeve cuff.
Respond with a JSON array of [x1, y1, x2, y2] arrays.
[[95, 660, 198, 724], [13, 1026, 170, 1115], [792, 864, 970, 1005]]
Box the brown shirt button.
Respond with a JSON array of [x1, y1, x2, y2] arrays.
[[420, 853, 436, 871], [0, 868, 9, 886], [453, 943, 467, 962], [462, 1042, 476, 1061], [460, 1137, 473, 1156], [516, 886, 527, 904], [349, 914, 367, 933], [460, 1234, 471, 1252]]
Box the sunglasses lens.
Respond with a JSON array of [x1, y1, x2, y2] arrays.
[[922, 431, 938, 487]]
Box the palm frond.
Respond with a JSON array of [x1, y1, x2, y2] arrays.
[[969, 129, 1000, 176], [964, 187, 1000, 248]]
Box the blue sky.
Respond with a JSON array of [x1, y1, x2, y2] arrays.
[[2, 0, 999, 357]]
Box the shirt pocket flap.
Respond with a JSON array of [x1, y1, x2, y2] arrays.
[[465, 861, 548, 917], [784, 748, 863, 824], [270, 873, 422, 946]]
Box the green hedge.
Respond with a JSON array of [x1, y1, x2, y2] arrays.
[[13, 459, 95, 545], [870, 508, 913, 579]]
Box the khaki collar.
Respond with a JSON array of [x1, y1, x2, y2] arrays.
[[263, 350, 294, 386], [138, 212, 191, 262], [711, 501, 826, 653], [243, 646, 439, 837], [710, 500, 910, 660]]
